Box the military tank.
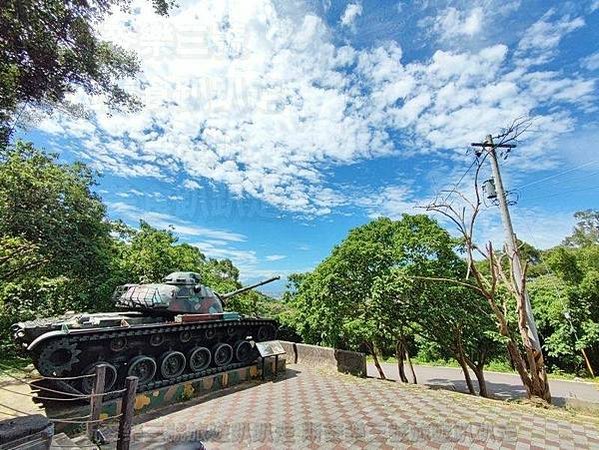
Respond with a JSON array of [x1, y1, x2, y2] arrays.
[[10, 272, 279, 396]]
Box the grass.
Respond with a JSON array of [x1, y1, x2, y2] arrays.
[[0, 352, 32, 379]]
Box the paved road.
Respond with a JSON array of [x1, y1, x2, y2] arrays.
[[121, 364, 599, 449], [367, 362, 599, 407]]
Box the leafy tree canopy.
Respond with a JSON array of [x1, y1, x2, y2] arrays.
[[563, 209, 599, 248], [0, 0, 175, 146], [0, 141, 112, 279], [288, 215, 463, 349], [0, 141, 270, 351]]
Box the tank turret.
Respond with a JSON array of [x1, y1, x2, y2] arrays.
[[112, 273, 280, 315], [11, 272, 280, 396]]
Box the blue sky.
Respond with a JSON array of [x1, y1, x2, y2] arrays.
[[20, 0, 599, 290]]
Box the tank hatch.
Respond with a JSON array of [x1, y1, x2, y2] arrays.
[[163, 272, 201, 285]]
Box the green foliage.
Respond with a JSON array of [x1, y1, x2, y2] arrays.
[[0, 236, 45, 281], [0, 0, 175, 146], [0, 141, 281, 352], [528, 238, 599, 375], [118, 221, 198, 283], [563, 210, 599, 248], [286, 214, 495, 365], [0, 141, 112, 279], [0, 141, 116, 347]]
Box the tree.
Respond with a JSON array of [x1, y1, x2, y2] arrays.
[[0, 236, 45, 281], [0, 0, 174, 146], [424, 119, 553, 402], [288, 215, 475, 381], [0, 141, 115, 346], [119, 221, 184, 283], [372, 255, 501, 397], [563, 210, 599, 248], [530, 238, 599, 377], [0, 141, 113, 281]]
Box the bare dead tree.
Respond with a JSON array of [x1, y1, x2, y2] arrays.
[[419, 117, 552, 402]]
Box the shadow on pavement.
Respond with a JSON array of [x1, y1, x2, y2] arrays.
[[418, 377, 572, 406], [426, 377, 526, 399]]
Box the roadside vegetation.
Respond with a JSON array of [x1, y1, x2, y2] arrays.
[[280, 211, 599, 399], [0, 141, 277, 353]]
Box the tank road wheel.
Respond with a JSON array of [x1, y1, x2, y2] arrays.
[[110, 336, 127, 352], [226, 327, 236, 337], [212, 343, 233, 367], [81, 363, 118, 394], [179, 330, 192, 343], [234, 340, 254, 363], [149, 334, 164, 347], [37, 339, 82, 376], [127, 356, 157, 385], [160, 351, 186, 379], [188, 347, 211, 372], [256, 326, 271, 342], [205, 329, 216, 340]]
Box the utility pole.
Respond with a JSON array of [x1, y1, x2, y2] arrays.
[[476, 135, 541, 348], [472, 135, 551, 402]]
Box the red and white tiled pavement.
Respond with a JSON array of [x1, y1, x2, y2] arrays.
[[128, 365, 599, 449]]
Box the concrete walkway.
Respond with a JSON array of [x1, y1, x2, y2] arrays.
[[367, 363, 599, 407], [123, 364, 599, 449]]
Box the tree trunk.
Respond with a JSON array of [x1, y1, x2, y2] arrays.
[[465, 361, 488, 398], [581, 348, 595, 378], [368, 342, 386, 380], [457, 357, 476, 395], [517, 297, 551, 402], [455, 352, 475, 395], [474, 365, 488, 398], [482, 286, 548, 401], [395, 340, 408, 383], [405, 347, 417, 384]]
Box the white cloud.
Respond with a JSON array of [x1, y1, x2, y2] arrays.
[[183, 179, 202, 190], [193, 241, 258, 267], [581, 51, 599, 71], [266, 254, 287, 261], [108, 201, 246, 241], [115, 189, 186, 202], [340, 2, 363, 27], [432, 7, 484, 40], [515, 9, 584, 66], [36, 1, 595, 216], [355, 186, 422, 219], [192, 240, 288, 282], [475, 207, 575, 250]]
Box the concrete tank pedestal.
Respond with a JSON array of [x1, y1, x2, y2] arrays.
[[48, 358, 287, 428]]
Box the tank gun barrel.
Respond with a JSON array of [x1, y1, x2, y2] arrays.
[[219, 276, 280, 300]]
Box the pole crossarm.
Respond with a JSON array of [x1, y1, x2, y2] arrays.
[[470, 142, 516, 148]]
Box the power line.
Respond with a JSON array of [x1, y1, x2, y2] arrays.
[[520, 185, 599, 202], [439, 158, 478, 205], [513, 159, 599, 190], [520, 170, 599, 192]]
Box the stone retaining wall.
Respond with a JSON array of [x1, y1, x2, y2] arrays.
[[279, 341, 366, 377]]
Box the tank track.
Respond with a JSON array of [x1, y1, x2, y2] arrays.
[[31, 318, 277, 399]]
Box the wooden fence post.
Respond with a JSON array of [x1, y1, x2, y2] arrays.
[[87, 364, 106, 443], [117, 376, 139, 450]]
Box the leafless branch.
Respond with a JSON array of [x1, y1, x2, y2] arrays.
[[409, 276, 486, 295], [493, 116, 534, 147]]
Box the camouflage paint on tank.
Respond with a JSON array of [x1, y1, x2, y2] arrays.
[[51, 358, 286, 433]]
